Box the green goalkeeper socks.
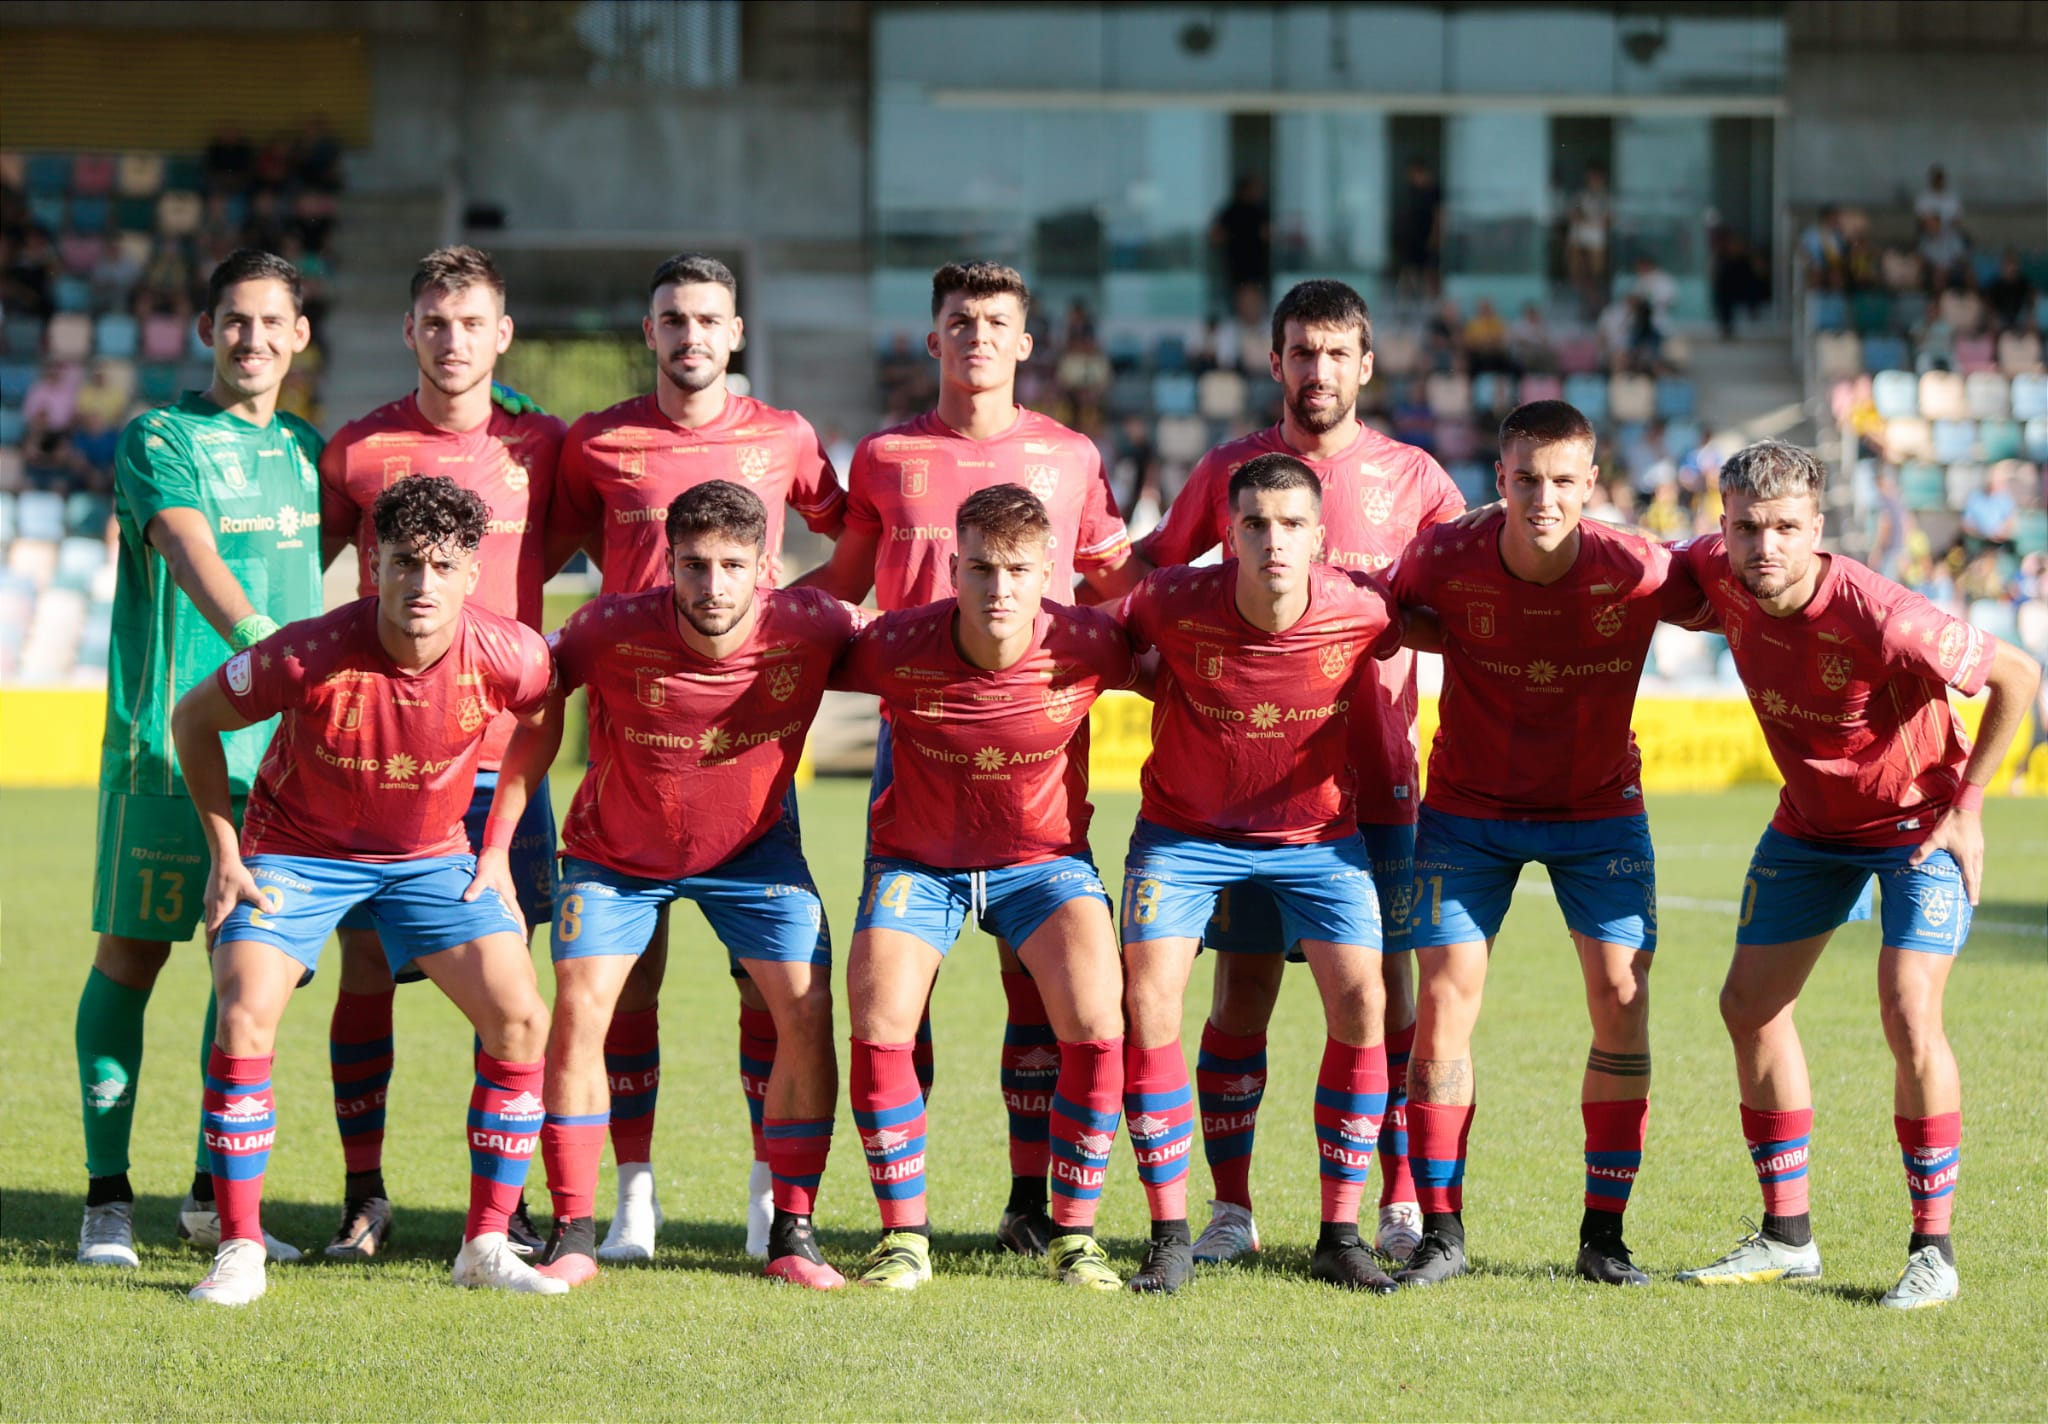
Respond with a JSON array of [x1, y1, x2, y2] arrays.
[[77, 968, 151, 1178]]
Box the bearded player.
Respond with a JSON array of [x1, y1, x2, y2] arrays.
[[475, 481, 862, 1289], [316, 245, 572, 1259], [170, 476, 563, 1305], [1123, 279, 1462, 1265], [550, 252, 847, 1261], [1671, 441, 2037, 1308], [835, 484, 1134, 1291], [799, 260, 1142, 1257], [1116, 454, 1411, 1295], [75, 250, 322, 1270], [1388, 401, 1710, 1290]]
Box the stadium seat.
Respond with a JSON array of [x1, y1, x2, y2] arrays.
[[29, 194, 66, 231], [1425, 373, 1472, 420], [1891, 292, 1928, 332], [1862, 336, 1909, 373], [1664, 419, 1703, 457], [2, 318, 43, 358], [2007, 373, 2047, 423], [1873, 370, 1920, 420], [92, 314, 138, 362], [1448, 462, 1493, 506], [1965, 371, 2011, 421], [1654, 378, 1696, 420], [70, 196, 110, 232], [1850, 291, 1893, 335], [2015, 507, 2048, 558], [1471, 372, 1513, 415], [46, 313, 92, 361], [1978, 420, 2021, 462], [1151, 372, 1196, 417], [1887, 418, 1933, 463], [115, 231, 153, 269], [1899, 461, 1947, 510], [1813, 331, 1862, 382], [59, 232, 103, 275], [1153, 414, 1208, 464], [1563, 373, 1609, 424], [141, 315, 185, 362], [0, 152, 21, 189], [1944, 463, 1985, 508], [1433, 420, 1478, 462], [2025, 418, 2048, 463], [1555, 333, 1603, 375], [2018, 599, 2048, 660], [1518, 373, 1563, 405], [1373, 330, 1422, 376], [1196, 370, 1245, 421], [2000, 331, 2045, 376], [0, 363, 33, 402], [1967, 599, 2018, 643], [95, 357, 137, 403], [1805, 291, 1848, 333], [0, 407, 23, 446], [156, 190, 202, 237], [1954, 335, 1996, 374], [65, 490, 112, 537], [0, 448, 24, 493], [139, 363, 181, 403], [1107, 371, 1148, 415], [26, 154, 71, 195], [53, 276, 94, 315], [72, 153, 115, 195], [1918, 370, 1966, 421], [16, 489, 66, 541], [55, 536, 106, 591], [1153, 335, 1189, 373], [1609, 373, 1655, 424]]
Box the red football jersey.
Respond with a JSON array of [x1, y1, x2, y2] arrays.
[[1136, 422, 1464, 825], [844, 408, 1132, 610], [835, 600, 1135, 869], [552, 392, 845, 594], [555, 586, 864, 881], [221, 601, 552, 861], [1117, 562, 1402, 844], [1677, 536, 1992, 846], [318, 394, 566, 768], [1391, 515, 1709, 821]]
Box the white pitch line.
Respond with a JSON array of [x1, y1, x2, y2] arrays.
[[1510, 881, 2046, 938]]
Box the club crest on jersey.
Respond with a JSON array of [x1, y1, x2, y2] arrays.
[[1318, 642, 1351, 681], [331, 691, 364, 732], [634, 667, 667, 708], [1025, 463, 1060, 502], [736, 445, 772, 484], [1818, 650, 1852, 692], [1359, 484, 1394, 525], [619, 448, 647, 483], [225, 651, 253, 695], [500, 447, 530, 492], [220, 455, 247, 490], [899, 458, 929, 499], [1467, 602, 1496, 639], [1593, 602, 1626, 638], [914, 689, 945, 721], [1196, 642, 1226, 680], [457, 696, 487, 733], [1043, 681, 1083, 724], [382, 455, 411, 487], [1725, 616, 1745, 651], [768, 663, 801, 703]]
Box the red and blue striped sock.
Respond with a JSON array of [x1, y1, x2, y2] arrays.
[[1408, 1100, 1473, 1216], [1582, 1097, 1649, 1215], [202, 1046, 275, 1246], [737, 1006, 776, 1164], [850, 1038, 927, 1228], [1048, 1036, 1123, 1229], [603, 1008, 659, 1166], [765, 1116, 834, 1216], [1195, 1022, 1266, 1211], [1740, 1104, 1812, 1217], [1123, 1040, 1194, 1225], [1896, 1111, 1960, 1235], [1378, 1021, 1417, 1208], [540, 1111, 607, 1222], [999, 972, 1057, 1182], [1313, 1038, 1387, 1227], [329, 988, 394, 1177], [467, 1052, 544, 1239]]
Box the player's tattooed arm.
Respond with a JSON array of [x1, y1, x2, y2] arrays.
[[1410, 1057, 1472, 1104]]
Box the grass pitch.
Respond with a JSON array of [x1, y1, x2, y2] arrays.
[[2, 781, 2044, 1422]]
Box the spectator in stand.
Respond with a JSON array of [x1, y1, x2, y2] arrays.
[[1914, 164, 1963, 237], [1462, 298, 1511, 374], [1396, 160, 1443, 302], [1962, 463, 2019, 554], [3, 225, 58, 319], [89, 231, 144, 308], [1565, 164, 1613, 318], [1986, 249, 2038, 332], [294, 115, 344, 194], [1917, 213, 1970, 290], [202, 124, 254, 195], [1425, 297, 1464, 372], [242, 189, 288, 254], [1867, 468, 1911, 582], [1711, 228, 1768, 339], [1209, 174, 1271, 308], [22, 361, 81, 440], [1797, 205, 1845, 291], [251, 136, 293, 195], [1227, 283, 1268, 379], [1641, 478, 1689, 540], [134, 243, 192, 319], [1508, 302, 1556, 373], [1937, 268, 1988, 337], [1629, 254, 1678, 330]]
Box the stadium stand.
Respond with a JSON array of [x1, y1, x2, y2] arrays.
[[0, 129, 340, 686]]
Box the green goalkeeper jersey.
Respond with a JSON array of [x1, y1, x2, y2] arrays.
[[102, 393, 325, 796]]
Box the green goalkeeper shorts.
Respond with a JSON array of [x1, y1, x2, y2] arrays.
[[91, 790, 244, 943]]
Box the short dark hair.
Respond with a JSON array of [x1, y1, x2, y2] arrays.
[[207, 248, 303, 316], [665, 479, 767, 549], [1270, 279, 1372, 357], [648, 252, 737, 301], [371, 474, 487, 553], [411, 245, 505, 305], [1719, 439, 1828, 504], [956, 483, 1051, 555], [1498, 400, 1597, 453], [1228, 452, 1322, 509], [931, 261, 1031, 319]]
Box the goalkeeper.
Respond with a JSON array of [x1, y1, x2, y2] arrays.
[[73, 251, 327, 1272]]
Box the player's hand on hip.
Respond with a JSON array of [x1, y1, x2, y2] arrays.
[[464, 848, 527, 939], [1908, 806, 1982, 905], [206, 858, 267, 936]]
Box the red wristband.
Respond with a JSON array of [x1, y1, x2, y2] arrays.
[[1953, 782, 1985, 813], [481, 813, 518, 852]]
